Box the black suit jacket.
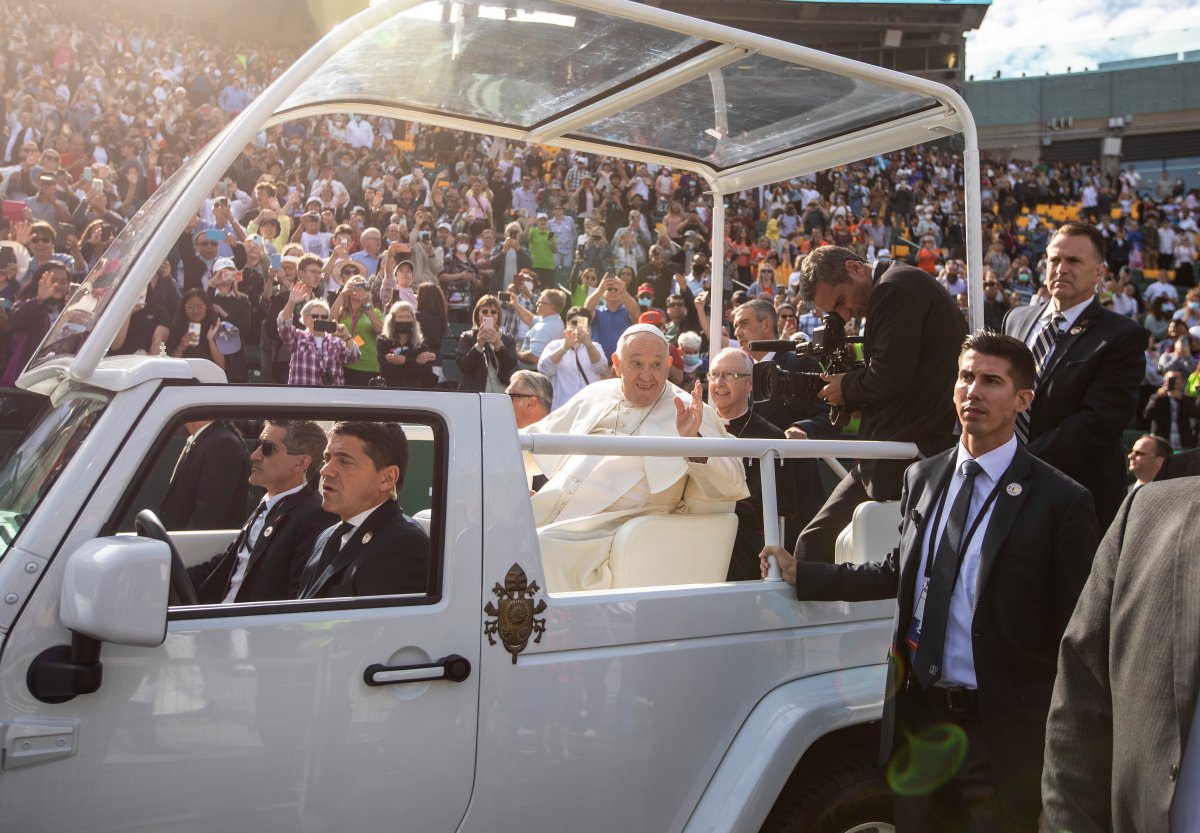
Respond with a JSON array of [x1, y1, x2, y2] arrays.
[[160, 422, 250, 530], [840, 261, 965, 499], [724, 406, 823, 582], [297, 500, 430, 599], [1158, 446, 1200, 480], [1142, 391, 1197, 449], [1003, 299, 1145, 526], [794, 444, 1099, 823], [186, 484, 334, 604]]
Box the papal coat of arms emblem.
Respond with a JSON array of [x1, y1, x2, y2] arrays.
[[483, 563, 547, 663]]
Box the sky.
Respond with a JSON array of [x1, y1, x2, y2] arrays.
[[965, 0, 1200, 80]]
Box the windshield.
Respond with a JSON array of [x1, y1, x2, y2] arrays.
[[23, 146, 213, 375], [0, 391, 109, 558]]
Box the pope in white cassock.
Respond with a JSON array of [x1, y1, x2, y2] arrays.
[[523, 324, 749, 591]]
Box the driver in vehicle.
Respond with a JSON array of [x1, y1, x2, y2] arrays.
[[296, 421, 430, 599], [523, 324, 747, 591], [186, 420, 334, 604]]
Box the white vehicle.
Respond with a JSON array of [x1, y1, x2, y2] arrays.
[[0, 2, 982, 831]]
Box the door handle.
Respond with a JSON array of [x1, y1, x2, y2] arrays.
[[363, 654, 471, 687]]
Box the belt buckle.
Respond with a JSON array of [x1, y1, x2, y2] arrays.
[[944, 687, 974, 713]]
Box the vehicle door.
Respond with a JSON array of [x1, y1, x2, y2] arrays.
[[0, 383, 482, 833]]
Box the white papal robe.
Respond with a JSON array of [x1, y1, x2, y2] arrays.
[[522, 378, 748, 591]]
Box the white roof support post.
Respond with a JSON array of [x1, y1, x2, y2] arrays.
[[708, 181, 726, 365], [961, 123, 985, 332]]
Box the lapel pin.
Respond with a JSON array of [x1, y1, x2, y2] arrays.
[[1069, 326, 1082, 335], [1006, 483, 1022, 496], [263, 525, 274, 537], [362, 532, 373, 544]]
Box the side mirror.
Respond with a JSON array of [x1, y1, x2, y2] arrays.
[[60, 536, 170, 647], [30, 537, 170, 704]]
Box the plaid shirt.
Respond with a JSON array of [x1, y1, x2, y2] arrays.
[[277, 317, 359, 386]]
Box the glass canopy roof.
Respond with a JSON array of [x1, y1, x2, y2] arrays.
[[279, 0, 944, 174]]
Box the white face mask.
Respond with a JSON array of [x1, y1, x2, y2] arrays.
[[683, 353, 702, 371], [456, 243, 469, 254], [523, 281, 535, 293]]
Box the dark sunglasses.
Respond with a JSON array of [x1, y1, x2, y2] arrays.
[[309, 313, 329, 320], [256, 439, 303, 458], [779, 313, 798, 320], [29, 235, 54, 244]]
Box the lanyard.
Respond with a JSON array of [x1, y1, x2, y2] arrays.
[[349, 305, 363, 336], [923, 468, 1005, 580]]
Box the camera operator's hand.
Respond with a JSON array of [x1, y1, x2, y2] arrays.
[[759, 545, 796, 585], [819, 372, 845, 407], [784, 426, 808, 440]]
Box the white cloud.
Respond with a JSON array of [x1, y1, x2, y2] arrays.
[[965, 0, 1200, 79]]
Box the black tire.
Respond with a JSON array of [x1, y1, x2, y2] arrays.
[[760, 748, 894, 833]]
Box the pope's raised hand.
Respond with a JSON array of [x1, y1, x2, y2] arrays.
[[674, 379, 704, 437]]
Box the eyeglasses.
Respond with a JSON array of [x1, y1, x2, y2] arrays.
[[309, 313, 329, 320], [257, 439, 303, 458], [667, 302, 686, 308], [779, 314, 798, 321], [709, 372, 751, 383], [29, 235, 53, 244], [506, 392, 537, 400]]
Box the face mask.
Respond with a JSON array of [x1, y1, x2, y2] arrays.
[[394, 321, 414, 335], [456, 243, 469, 255], [638, 297, 651, 309], [683, 354, 702, 371], [523, 281, 535, 293], [1189, 302, 1199, 313], [1018, 271, 1030, 282]]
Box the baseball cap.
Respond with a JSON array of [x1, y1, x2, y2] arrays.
[[212, 257, 237, 274], [394, 258, 415, 270], [637, 283, 655, 296], [536, 212, 548, 219], [633, 314, 666, 330], [37, 172, 56, 186], [213, 321, 242, 355]]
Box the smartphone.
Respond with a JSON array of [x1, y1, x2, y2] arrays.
[[1168, 377, 1178, 392], [187, 322, 202, 341], [204, 229, 224, 242], [497, 291, 512, 303], [0, 248, 15, 269], [313, 319, 338, 334], [57, 223, 75, 242], [480, 316, 496, 330], [418, 230, 432, 242], [92, 179, 105, 194], [270, 252, 282, 269], [82, 167, 93, 182]]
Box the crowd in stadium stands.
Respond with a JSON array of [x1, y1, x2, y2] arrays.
[[2, 0, 1199, 435]]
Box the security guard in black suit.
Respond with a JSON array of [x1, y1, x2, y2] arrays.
[[160, 419, 250, 530], [297, 421, 430, 599], [187, 420, 334, 604], [761, 332, 1099, 833], [1002, 222, 1145, 529]]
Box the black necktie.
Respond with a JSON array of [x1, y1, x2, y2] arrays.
[[913, 459, 983, 689], [239, 501, 269, 552], [304, 521, 353, 594], [1016, 312, 1065, 443]]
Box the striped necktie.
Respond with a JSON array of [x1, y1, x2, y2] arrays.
[[1016, 312, 1065, 443]]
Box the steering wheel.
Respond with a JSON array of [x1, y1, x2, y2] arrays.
[[135, 509, 199, 607]]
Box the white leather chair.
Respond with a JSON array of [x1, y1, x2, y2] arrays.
[[412, 508, 433, 535], [834, 500, 902, 565], [608, 510, 738, 588]]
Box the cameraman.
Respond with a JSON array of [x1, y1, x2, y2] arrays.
[[794, 246, 964, 563]]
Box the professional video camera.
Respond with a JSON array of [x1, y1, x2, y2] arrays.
[[748, 312, 863, 427]]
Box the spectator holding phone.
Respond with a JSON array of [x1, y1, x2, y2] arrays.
[[276, 283, 358, 386], [584, 272, 639, 362], [329, 274, 383, 386], [537, 306, 606, 410], [456, 294, 517, 392], [376, 301, 438, 389], [167, 289, 225, 372], [207, 258, 252, 382]]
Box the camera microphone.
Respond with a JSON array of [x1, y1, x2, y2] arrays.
[[747, 340, 797, 353]]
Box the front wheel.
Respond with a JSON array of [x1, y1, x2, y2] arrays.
[[760, 748, 894, 833]]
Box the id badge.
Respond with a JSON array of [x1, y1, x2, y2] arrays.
[[905, 579, 928, 651], [353, 335, 366, 348]]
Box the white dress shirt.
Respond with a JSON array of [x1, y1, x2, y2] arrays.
[[1023, 297, 1093, 351], [914, 436, 1017, 688], [222, 482, 306, 604]]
